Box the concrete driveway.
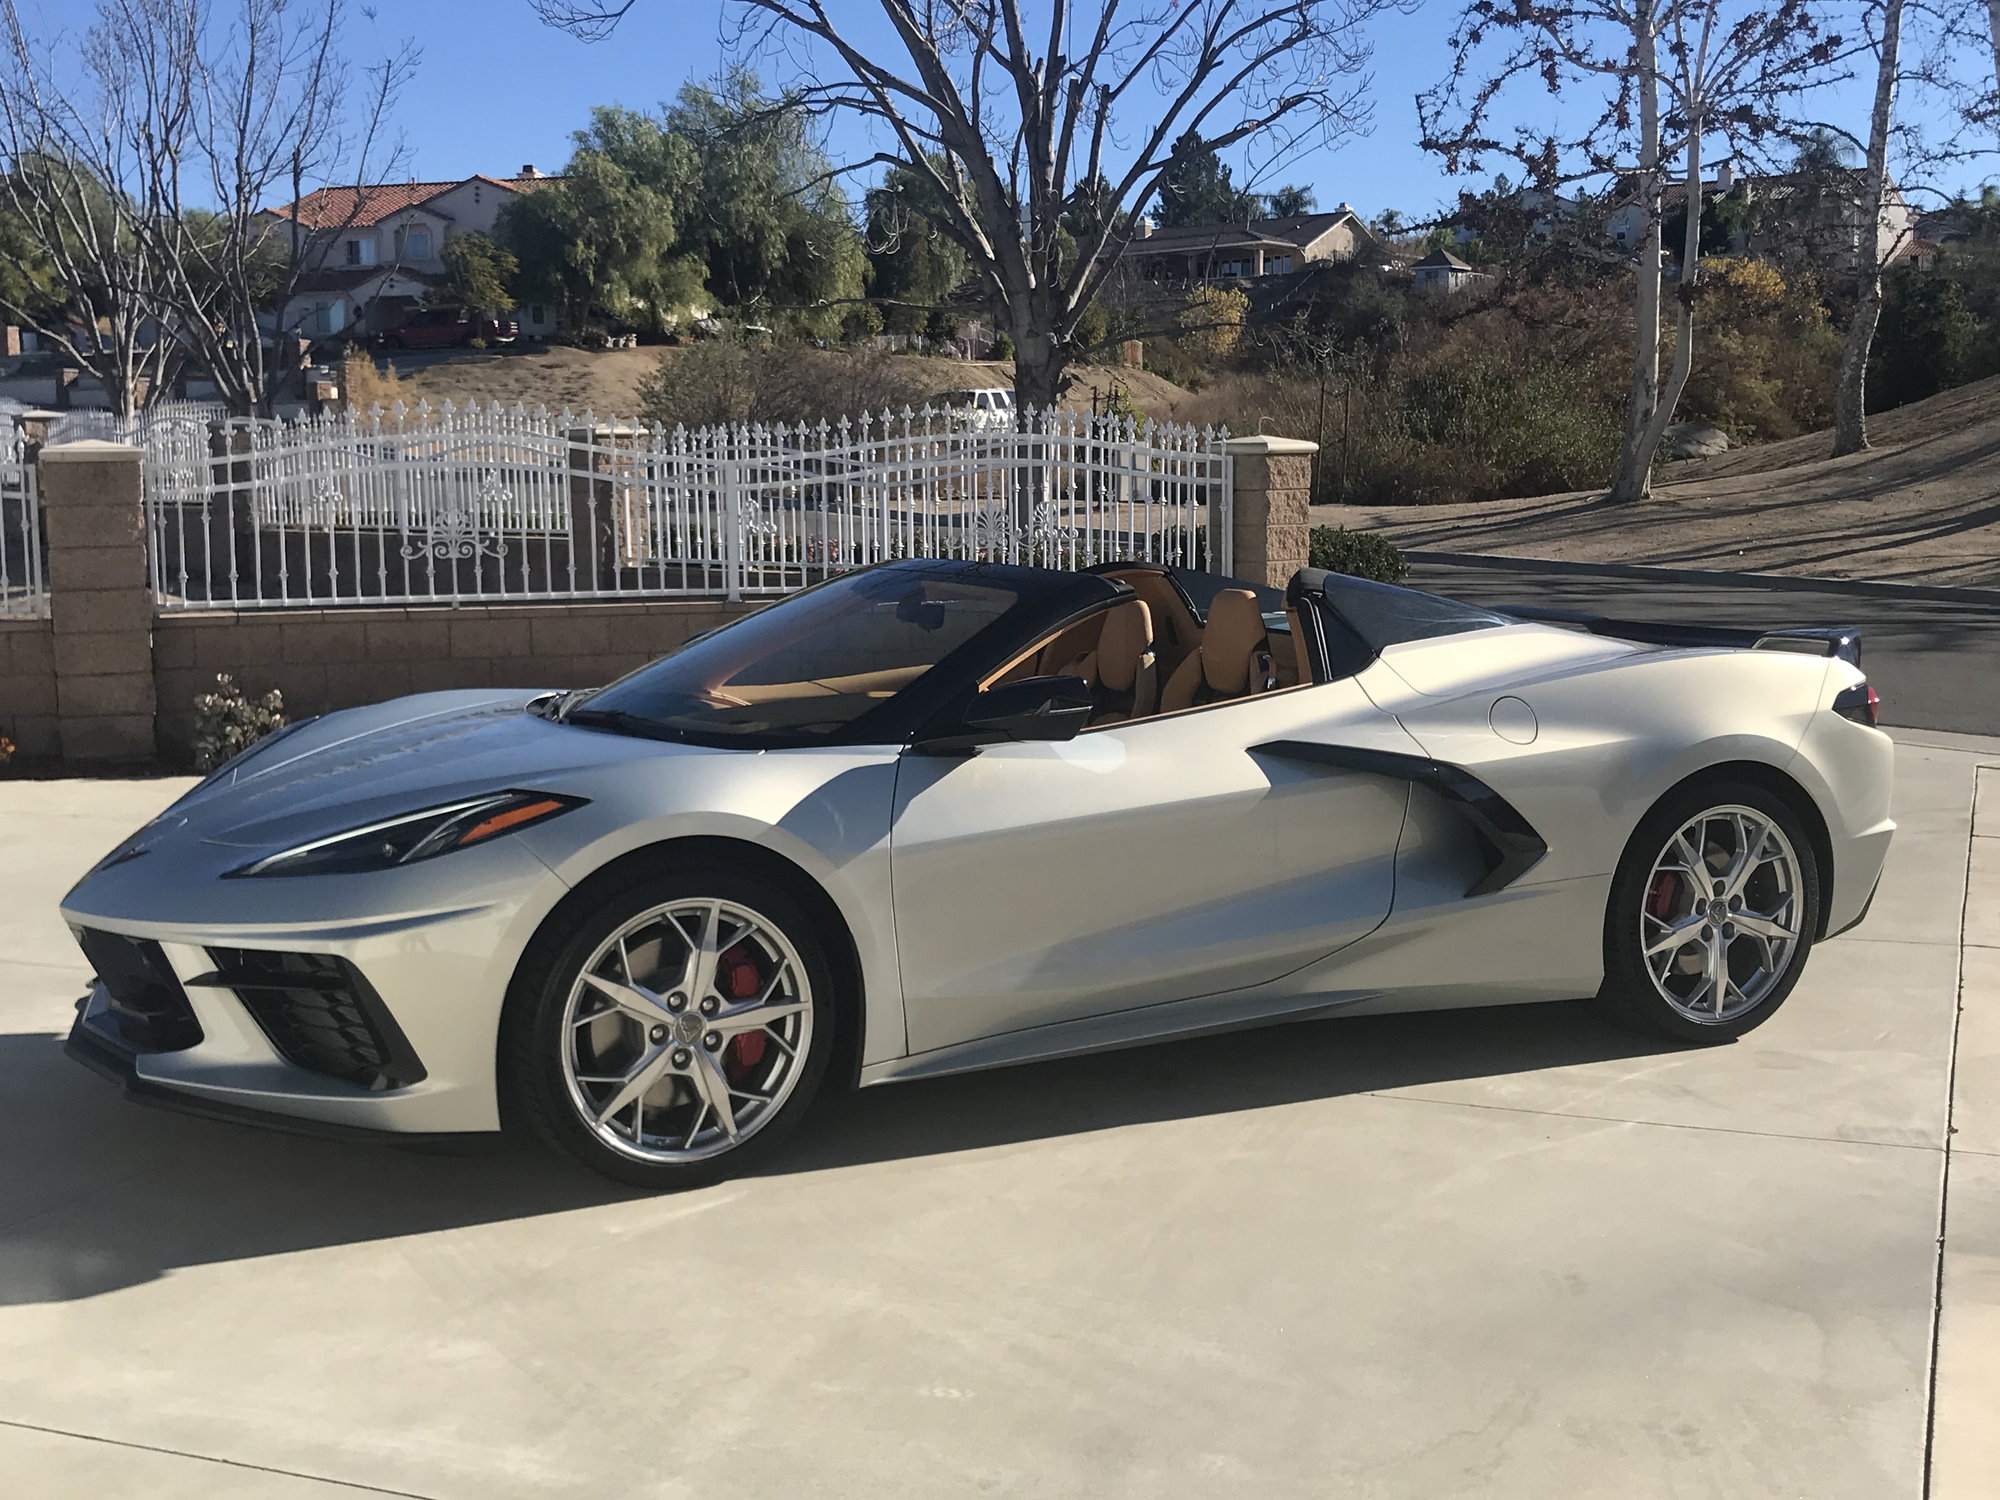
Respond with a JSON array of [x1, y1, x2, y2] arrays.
[[1, 730, 1994, 1499]]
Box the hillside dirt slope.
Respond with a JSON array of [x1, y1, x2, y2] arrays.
[[1313, 373, 2000, 590], [377, 345, 1188, 419]]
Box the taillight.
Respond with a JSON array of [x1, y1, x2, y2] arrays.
[[1833, 682, 1880, 727]]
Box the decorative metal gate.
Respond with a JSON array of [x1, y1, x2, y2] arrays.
[[1, 433, 43, 618], [141, 400, 1232, 610]]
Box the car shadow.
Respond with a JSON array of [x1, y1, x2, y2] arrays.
[[0, 1002, 1675, 1306]]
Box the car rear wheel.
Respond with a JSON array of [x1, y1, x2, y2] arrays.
[[1596, 781, 1821, 1043], [502, 866, 835, 1188]]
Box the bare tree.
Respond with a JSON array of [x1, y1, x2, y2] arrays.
[[0, 5, 180, 419], [0, 0, 412, 419], [144, 0, 415, 416], [1421, 0, 1842, 501], [1830, 0, 1906, 455], [535, 0, 1393, 410]]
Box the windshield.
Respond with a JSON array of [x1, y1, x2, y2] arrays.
[[571, 563, 1032, 746]]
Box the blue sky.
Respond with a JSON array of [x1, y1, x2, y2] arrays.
[[19, 0, 1995, 217], [363, 1, 1995, 216], [355, 1, 1568, 221]]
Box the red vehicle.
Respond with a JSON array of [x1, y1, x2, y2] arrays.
[[375, 306, 517, 350]]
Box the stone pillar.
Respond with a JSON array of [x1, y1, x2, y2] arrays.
[[1225, 434, 1318, 589], [39, 441, 155, 763]]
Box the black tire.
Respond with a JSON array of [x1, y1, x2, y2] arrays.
[[500, 863, 838, 1189], [1595, 779, 1822, 1043]]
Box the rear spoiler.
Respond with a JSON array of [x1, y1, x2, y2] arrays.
[[1501, 608, 1862, 668]]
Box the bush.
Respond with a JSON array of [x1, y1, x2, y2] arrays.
[[193, 674, 286, 772], [636, 341, 933, 428], [1180, 284, 1251, 363], [1872, 267, 1979, 411], [343, 356, 406, 412], [990, 331, 1015, 361], [0, 734, 14, 770], [1309, 526, 1409, 583], [1678, 258, 1840, 441], [1175, 288, 1629, 505]]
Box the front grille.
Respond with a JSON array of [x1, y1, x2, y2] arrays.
[[196, 949, 426, 1091], [74, 928, 203, 1052]]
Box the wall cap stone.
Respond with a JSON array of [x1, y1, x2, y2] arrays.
[[1225, 434, 1320, 457], [40, 440, 143, 461]]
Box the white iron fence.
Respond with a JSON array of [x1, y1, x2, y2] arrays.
[[47, 401, 230, 449], [141, 401, 1230, 610], [1, 433, 43, 618]]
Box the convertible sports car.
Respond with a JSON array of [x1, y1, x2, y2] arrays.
[[62, 558, 1895, 1187]]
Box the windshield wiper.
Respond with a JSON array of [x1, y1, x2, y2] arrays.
[[560, 706, 688, 742]]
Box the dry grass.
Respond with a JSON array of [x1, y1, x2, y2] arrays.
[[384, 343, 1189, 421]]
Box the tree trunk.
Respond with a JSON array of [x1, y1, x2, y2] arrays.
[[1632, 133, 1706, 478], [1608, 9, 1665, 503], [1008, 313, 1067, 415], [1833, 0, 1904, 457], [1989, 0, 2000, 120]]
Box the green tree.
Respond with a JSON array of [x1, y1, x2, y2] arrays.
[[663, 71, 864, 337], [1156, 131, 1260, 227], [432, 232, 518, 314], [499, 127, 703, 330], [0, 199, 62, 323], [1264, 185, 1317, 218], [1871, 267, 1978, 409], [865, 161, 969, 335]]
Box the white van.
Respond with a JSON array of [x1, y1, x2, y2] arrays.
[[934, 387, 1017, 430]]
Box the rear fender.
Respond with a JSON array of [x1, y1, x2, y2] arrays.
[[1373, 647, 1832, 886]]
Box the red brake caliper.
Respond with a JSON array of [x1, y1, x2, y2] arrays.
[[1646, 871, 1680, 920], [717, 944, 768, 1080]]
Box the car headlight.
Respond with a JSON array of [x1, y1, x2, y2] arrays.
[[227, 791, 586, 878]]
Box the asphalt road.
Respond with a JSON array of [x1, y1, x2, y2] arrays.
[[1411, 562, 2000, 738]]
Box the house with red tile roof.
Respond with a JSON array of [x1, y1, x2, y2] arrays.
[[257, 167, 562, 342]]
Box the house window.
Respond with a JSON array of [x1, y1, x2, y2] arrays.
[[1267, 255, 1292, 274], [529, 304, 546, 325], [344, 236, 374, 267], [1215, 258, 1249, 278], [311, 301, 346, 336], [406, 228, 432, 260]]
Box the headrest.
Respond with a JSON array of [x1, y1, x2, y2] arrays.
[[1202, 589, 1268, 693], [1094, 600, 1154, 692]]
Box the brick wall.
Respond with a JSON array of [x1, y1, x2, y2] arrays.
[[0, 618, 57, 758], [151, 599, 761, 763]]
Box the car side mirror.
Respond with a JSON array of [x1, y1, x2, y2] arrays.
[[915, 675, 1093, 752]]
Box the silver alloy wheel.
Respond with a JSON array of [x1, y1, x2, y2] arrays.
[[1640, 804, 1803, 1024], [559, 898, 814, 1164]]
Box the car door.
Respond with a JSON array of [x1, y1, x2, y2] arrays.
[[888, 677, 1424, 1054]]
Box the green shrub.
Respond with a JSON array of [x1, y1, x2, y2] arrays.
[[193, 674, 286, 772], [1308, 526, 1409, 584], [637, 342, 931, 428], [990, 331, 1015, 361]]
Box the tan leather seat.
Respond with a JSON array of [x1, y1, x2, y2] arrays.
[[1159, 589, 1273, 714], [1071, 600, 1157, 723]]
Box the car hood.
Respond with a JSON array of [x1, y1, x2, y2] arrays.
[[169, 689, 705, 852]]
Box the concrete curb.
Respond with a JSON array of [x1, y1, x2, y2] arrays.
[[1403, 550, 2000, 608]]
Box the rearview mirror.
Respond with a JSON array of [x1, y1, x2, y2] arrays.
[[916, 675, 1092, 752]]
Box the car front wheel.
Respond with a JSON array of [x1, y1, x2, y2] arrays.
[[502, 866, 835, 1188], [1596, 781, 1822, 1043]]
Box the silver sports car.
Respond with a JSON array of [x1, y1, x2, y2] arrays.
[[62, 560, 1895, 1187]]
